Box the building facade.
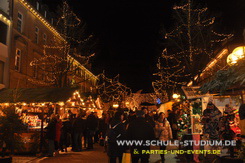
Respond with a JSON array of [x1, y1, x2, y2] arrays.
[[7, 0, 97, 93], [0, 0, 11, 88]]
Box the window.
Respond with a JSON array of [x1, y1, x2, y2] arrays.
[[43, 33, 47, 44], [41, 73, 45, 81], [33, 64, 37, 78], [44, 11, 47, 18], [0, 21, 7, 44], [17, 12, 23, 33], [35, 27, 39, 44], [0, 61, 4, 84], [15, 49, 21, 71], [36, 2, 39, 10]]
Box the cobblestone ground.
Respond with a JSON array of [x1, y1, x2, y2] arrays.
[[13, 144, 180, 163]]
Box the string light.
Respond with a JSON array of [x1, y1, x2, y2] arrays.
[[0, 14, 11, 25], [29, 1, 97, 87], [97, 72, 131, 103], [153, 0, 233, 97], [19, 0, 65, 41]]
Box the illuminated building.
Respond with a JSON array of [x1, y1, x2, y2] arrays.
[[0, 0, 11, 89], [7, 0, 97, 92]]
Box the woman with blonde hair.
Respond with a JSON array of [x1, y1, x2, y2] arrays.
[[155, 112, 173, 162]]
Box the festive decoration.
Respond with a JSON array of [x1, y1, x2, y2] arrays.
[[96, 72, 131, 103], [177, 101, 191, 133], [19, 0, 64, 41], [29, 1, 96, 87], [0, 13, 11, 25], [192, 101, 202, 115], [200, 58, 245, 94], [153, 0, 233, 98], [0, 106, 27, 154]]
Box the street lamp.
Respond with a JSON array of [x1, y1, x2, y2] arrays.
[[172, 93, 180, 99], [227, 46, 245, 66], [113, 103, 119, 108]]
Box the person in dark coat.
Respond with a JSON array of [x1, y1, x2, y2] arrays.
[[167, 108, 178, 140], [127, 110, 155, 163], [239, 104, 245, 137], [142, 107, 155, 127], [107, 111, 126, 163], [45, 114, 57, 157], [99, 113, 110, 139], [128, 110, 136, 123], [86, 112, 99, 149], [94, 112, 100, 143], [60, 114, 72, 152], [72, 112, 86, 151]]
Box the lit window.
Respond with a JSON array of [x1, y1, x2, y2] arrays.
[[35, 27, 39, 43], [17, 12, 23, 33], [51, 18, 54, 25], [15, 49, 21, 71], [44, 11, 47, 18], [43, 33, 47, 44], [36, 2, 39, 10]]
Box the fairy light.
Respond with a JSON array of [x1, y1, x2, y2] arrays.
[[153, 0, 233, 95], [0, 14, 11, 25], [19, 0, 64, 41], [29, 1, 97, 87], [97, 72, 131, 103]]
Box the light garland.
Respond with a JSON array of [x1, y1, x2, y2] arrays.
[[153, 0, 233, 97], [97, 73, 131, 103], [0, 14, 11, 25], [19, 0, 65, 41], [29, 1, 97, 87]]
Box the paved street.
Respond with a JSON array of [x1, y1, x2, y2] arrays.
[[13, 144, 179, 163]]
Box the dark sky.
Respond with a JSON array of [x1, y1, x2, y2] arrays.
[[43, 0, 245, 93]]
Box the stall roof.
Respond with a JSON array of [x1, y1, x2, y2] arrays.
[[182, 86, 208, 99], [0, 87, 78, 103]]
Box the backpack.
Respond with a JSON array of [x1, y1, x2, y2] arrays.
[[105, 122, 121, 143]]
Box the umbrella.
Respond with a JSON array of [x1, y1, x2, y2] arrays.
[[140, 102, 155, 106]]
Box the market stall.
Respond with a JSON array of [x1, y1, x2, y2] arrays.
[[181, 86, 243, 162], [0, 87, 100, 153]]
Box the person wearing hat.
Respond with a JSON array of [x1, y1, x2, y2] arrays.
[[127, 110, 155, 163]]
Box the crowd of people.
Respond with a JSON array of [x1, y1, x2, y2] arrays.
[[44, 107, 179, 163], [106, 108, 177, 163], [44, 111, 107, 157]]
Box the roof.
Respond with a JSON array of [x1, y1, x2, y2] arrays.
[[200, 59, 245, 94], [0, 87, 78, 103], [182, 86, 205, 99]]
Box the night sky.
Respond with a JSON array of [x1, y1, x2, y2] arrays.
[[43, 0, 245, 92]]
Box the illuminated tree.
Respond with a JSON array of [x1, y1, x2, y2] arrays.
[[30, 1, 95, 87], [153, 0, 233, 98]]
